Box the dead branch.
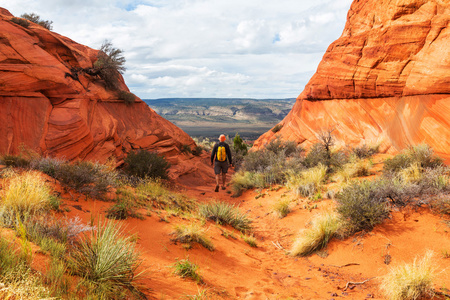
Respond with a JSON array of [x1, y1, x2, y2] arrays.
[[329, 263, 360, 268], [272, 241, 284, 250], [343, 277, 375, 291]]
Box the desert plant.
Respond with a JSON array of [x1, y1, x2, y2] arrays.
[[10, 17, 30, 28], [172, 258, 202, 283], [271, 124, 283, 133], [242, 234, 257, 247], [233, 133, 248, 155], [286, 164, 328, 197], [106, 200, 141, 220], [380, 251, 437, 300], [172, 224, 214, 251], [231, 171, 266, 196], [20, 12, 53, 30], [336, 180, 391, 234], [1, 153, 31, 168], [272, 198, 292, 218], [290, 211, 342, 256], [118, 90, 136, 105], [352, 144, 379, 159], [264, 136, 299, 157], [94, 40, 126, 89], [198, 201, 252, 232], [0, 171, 53, 225], [332, 158, 372, 183], [383, 144, 443, 174], [124, 150, 170, 180], [69, 220, 145, 299], [181, 144, 192, 154]]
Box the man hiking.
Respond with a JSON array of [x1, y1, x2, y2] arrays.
[[211, 134, 233, 192]]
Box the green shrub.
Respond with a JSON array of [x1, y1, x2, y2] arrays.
[[198, 201, 252, 232], [30, 157, 63, 177], [383, 144, 443, 173], [380, 251, 436, 300], [172, 258, 202, 283], [171, 224, 214, 251], [94, 40, 126, 90], [20, 13, 53, 30], [231, 171, 265, 196], [303, 143, 347, 173], [106, 200, 140, 220], [290, 211, 342, 256], [124, 150, 170, 180], [233, 133, 248, 155], [264, 136, 299, 157], [1, 154, 31, 168], [192, 145, 203, 156], [118, 90, 136, 105], [11, 17, 30, 28], [181, 144, 192, 154], [336, 180, 391, 234], [271, 124, 283, 133], [352, 144, 379, 159], [69, 220, 145, 299], [52, 160, 117, 198]]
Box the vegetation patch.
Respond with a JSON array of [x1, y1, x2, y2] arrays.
[[124, 150, 170, 180], [272, 198, 292, 218], [199, 201, 252, 232], [380, 251, 437, 300], [290, 211, 342, 257], [286, 164, 327, 197], [172, 224, 214, 251], [172, 258, 202, 283]]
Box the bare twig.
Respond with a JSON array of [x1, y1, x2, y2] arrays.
[[343, 277, 375, 291], [329, 263, 360, 268], [272, 241, 284, 250]]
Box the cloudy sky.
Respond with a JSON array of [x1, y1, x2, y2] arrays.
[[2, 0, 352, 99]]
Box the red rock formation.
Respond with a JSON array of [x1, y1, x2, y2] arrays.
[[254, 0, 450, 158], [0, 9, 194, 165]]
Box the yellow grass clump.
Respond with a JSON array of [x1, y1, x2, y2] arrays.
[[290, 211, 342, 256], [0, 171, 52, 219], [333, 158, 372, 183], [380, 251, 437, 300], [286, 164, 327, 197]]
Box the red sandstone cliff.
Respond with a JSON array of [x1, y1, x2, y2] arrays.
[[254, 0, 450, 157], [0, 8, 195, 165]]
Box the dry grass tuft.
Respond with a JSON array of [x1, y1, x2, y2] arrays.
[[380, 251, 437, 300], [290, 211, 342, 257], [172, 224, 214, 251], [286, 164, 327, 197]]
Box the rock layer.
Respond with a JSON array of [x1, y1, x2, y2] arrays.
[[0, 9, 194, 164], [254, 0, 450, 157]]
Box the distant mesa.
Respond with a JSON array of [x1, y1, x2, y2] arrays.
[[254, 0, 450, 159], [0, 8, 194, 165]]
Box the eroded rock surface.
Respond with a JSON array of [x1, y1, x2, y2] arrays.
[[254, 0, 450, 158], [0, 9, 194, 165]]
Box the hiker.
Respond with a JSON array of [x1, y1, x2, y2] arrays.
[[211, 134, 233, 192]]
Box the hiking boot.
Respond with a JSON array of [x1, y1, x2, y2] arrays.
[[215, 185, 219, 192], [221, 186, 226, 190]]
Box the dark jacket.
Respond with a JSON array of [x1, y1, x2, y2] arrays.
[[211, 142, 232, 165]]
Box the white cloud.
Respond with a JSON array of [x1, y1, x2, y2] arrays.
[[1, 0, 352, 98]]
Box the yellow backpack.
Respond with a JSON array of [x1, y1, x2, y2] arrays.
[[217, 146, 227, 162]]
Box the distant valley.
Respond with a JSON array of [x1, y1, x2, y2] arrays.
[[144, 98, 296, 140]]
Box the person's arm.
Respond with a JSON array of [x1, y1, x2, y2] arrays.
[[211, 144, 218, 164]]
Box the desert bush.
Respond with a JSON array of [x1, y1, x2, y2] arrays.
[[181, 144, 192, 154], [30, 156, 63, 177], [332, 158, 372, 183], [0, 171, 53, 225], [69, 220, 145, 299], [271, 124, 283, 133], [336, 180, 391, 234], [124, 150, 170, 180], [231, 171, 265, 196], [118, 90, 136, 105], [233, 133, 248, 155], [51, 160, 117, 199], [352, 144, 379, 159], [383, 144, 443, 174], [380, 251, 437, 300], [94, 40, 126, 90], [272, 198, 292, 218], [1, 153, 31, 168], [10, 17, 30, 28], [20, 12, 53, 30], [198, 201, 252, 232], [192, 137, 214, 152], [264, 136, 299, 157], [290, 211, 342, 256], [172, 224, 214, 251], [172, 258, 202, 283], [303, 143, 348, 173], [106, 200, 141, 220], [136, 179, 197, 212], [286, 164, 328, 197]]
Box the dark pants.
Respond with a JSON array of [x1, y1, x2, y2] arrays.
[[214, 161, 229, 175]]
